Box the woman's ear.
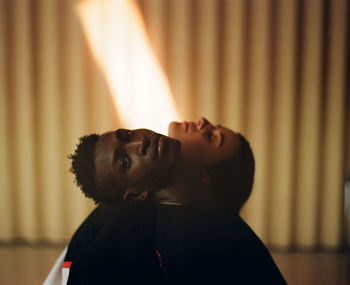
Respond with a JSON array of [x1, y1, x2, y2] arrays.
[[123, 188, 149, 202]]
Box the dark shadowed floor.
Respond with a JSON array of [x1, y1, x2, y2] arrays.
[[0, 245, 348, 284]]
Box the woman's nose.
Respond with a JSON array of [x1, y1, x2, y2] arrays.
[[198, 117, 210, 130]]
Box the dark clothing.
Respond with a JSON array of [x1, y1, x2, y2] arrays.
[[65, 203, 161, 285], [65, 202, 286, 284], [155, 204, 286, 284]]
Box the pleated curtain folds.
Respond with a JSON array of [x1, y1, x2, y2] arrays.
[[0, 0, 348, 249]]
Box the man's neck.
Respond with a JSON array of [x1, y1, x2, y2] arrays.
[[154, 160, 212, 205]]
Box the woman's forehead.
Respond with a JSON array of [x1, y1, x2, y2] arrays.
[[218, 128, 241, 157]]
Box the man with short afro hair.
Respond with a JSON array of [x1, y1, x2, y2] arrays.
[[69, 131, 255, 213]]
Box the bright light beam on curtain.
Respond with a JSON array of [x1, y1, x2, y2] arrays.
[[77, 0, 179, 135]]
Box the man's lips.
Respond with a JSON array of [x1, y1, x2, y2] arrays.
[[151, 134, 160, 160], [158, 136, 166, 158]]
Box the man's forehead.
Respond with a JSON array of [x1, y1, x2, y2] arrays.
[[95, 132, 127, 185], [100, 130, 115, 140], [95, 134, 114, 174], [96, 132, 114, 154]]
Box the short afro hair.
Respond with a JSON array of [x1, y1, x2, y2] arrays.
[[208, 134, 255, 212], [68, 134, 102, 204], [69, 133, 151, 206]]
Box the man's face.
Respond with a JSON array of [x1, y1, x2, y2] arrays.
[[94, 129, 181, 198], [168, 117, 241, 168]]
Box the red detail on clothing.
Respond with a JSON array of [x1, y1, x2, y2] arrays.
[[62, 261, 72, 268], [155, 249, 163, 268]]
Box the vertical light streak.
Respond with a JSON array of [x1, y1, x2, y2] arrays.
[[77, 0, 179, 135]]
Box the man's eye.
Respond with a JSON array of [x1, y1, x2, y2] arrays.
[[208, 133, 213, 142], [120, 155, 130, 172]]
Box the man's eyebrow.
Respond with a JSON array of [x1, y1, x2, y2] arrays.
[[219, 132, 224, 148]]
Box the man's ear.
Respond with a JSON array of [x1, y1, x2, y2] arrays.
[[123, 188, 149, 202]]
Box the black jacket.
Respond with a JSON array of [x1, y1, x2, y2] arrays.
[[65, 202, 286, 284], [155, 203, 286, 284]]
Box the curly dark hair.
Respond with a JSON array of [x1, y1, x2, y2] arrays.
[[208, 134, 255, 212], [69, 134, 128, 205], [68, 134, 101, 204]]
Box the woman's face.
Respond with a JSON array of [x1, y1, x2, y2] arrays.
[[168, 117, 241, 168]]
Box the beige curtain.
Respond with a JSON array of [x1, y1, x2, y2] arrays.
[[0, 0, 348, 249]]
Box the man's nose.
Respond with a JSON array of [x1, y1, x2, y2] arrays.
[[140, 136, 150, 156], [198, 117, 211, 130], [126, 135, 150, 156]]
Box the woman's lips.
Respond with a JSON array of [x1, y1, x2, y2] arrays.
[[183, 121, 189, 132], [183, 121, 195, 132]]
